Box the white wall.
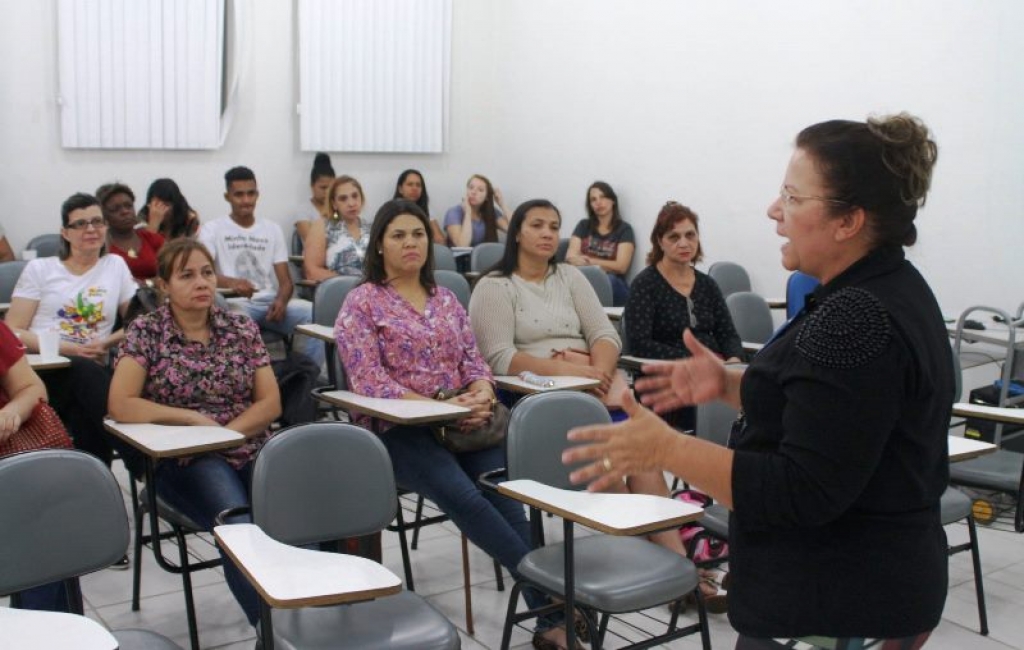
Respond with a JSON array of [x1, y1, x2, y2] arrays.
[[487, 0, 1024, 314], [1, 0, 1021, 315]]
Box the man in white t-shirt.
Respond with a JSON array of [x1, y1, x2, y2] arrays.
[[199, 167, 324, 366]]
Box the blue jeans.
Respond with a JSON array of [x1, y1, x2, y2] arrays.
[[609, 273, 630, 307], [381, 426, 560, 629], [13, 581, 76, 612], [243, 298, 325, 367], [155, 454, 259, 626]]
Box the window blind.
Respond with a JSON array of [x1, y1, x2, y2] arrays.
[[297, 0, 451, 153], [57, 0, 228, 149]]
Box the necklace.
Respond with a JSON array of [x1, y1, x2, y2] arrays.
[[110, 232, 140, 258]]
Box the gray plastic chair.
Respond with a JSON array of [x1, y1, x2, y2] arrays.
[[469, 242, 505, 273], [707, 261, 751, 298], [495, 391, 710, 650], [0, 449, 181, 649], [26, 233, 62, 258], [242, 423, 460, 650], [691, 401, 740, 540], [434, 269, 471, 310], [726, 291, 775, 345], [313, 276, 360, 390], [555, 238, 570, 262], [0, 259, 28, 303], [578, 264, 613, 307], [433, 243, 457, 272], [313, 275, 360, 328]]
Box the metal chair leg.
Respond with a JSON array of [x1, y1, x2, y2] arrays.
[[966, 514, 989, 635]]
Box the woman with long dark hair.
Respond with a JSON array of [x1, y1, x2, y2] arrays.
[[565, 181, 635, 306], [138, 178, 199, 240], [337, 199, 575, 649], [393, 168, 445, 244]]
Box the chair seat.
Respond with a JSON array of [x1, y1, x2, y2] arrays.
[[113, 628, 184, 649], [270, 591, 459, 650], [518, 535, 698, 613], [949, 450, 1023, 493], [139, 487, 205, 532], [940, 486, 974, 525], [701, 503, 730, 539]]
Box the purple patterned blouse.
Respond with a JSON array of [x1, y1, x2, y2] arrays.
[[335, 282, 493, 431], [117, 305, 272, 468]]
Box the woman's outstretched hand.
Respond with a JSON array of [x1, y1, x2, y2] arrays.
[[634, 329, 726, 413], [562, 390, 676, 492]]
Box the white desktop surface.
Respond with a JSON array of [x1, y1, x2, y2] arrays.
[[495, 375, 600, 394], [0, 606, 117, 650], [952, 402, 1024, 425], [497, 479, 702, 536], [214, 524, 401, 609], [316, 390, 471, 424], [294, 322, 335, 342], [103, 421, 244, 458], [948, 435, 998, 462], [26, 354, 71, 370]]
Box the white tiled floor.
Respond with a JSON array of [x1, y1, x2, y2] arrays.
[[5, 461, 1024, 650]]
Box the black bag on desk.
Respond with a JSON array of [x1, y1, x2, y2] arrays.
[[272, 352, 321, 427]]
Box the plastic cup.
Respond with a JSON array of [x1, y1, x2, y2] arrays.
[[36, 329, 60, 360]]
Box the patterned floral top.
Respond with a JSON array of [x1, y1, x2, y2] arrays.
[[118, 305, 272, 468], [324, 218, 370, 276], [336, 282, 493, 431]]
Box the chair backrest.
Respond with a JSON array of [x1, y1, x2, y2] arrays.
[[506, 392, 611, 490], [707, 261, 751, 298], [250, 422, 398, 546], [578, 265, 613, 307], [695, 400, 740, 447], [726, 291, 774, 345], [0, 450, 128, 594], [313, 275, 361, 327], [434, 269, 471, 310], [786, 271, 820, 320], [433, 243, 457, 272], [291, 227, 304, 256], [470, 242, 505, 273], [555, 238, 570, 263], [0, 260, 28, 303], [26, 234, 62, 258]]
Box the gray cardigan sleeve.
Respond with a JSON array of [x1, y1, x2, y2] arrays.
[[468, 275, 519, 375]]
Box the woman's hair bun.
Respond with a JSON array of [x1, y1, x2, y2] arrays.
[[866, 113, 938, 207]]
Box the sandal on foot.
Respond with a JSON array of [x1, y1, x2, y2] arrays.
[[532, 630, 585, 650]]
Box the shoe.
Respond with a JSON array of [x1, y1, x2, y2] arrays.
[[573, 610, 592, 643], [532, 630, 585, 650], [109, 554, 130, 570]]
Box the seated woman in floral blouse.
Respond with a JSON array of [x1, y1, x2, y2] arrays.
[[624, 202, 742, 432], [108, 238, 281, 628], [336, 199, 574, 650]]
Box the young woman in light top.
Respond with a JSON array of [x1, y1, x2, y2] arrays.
[[303, 175, 370, 281], [443, 174, 510, 247]]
